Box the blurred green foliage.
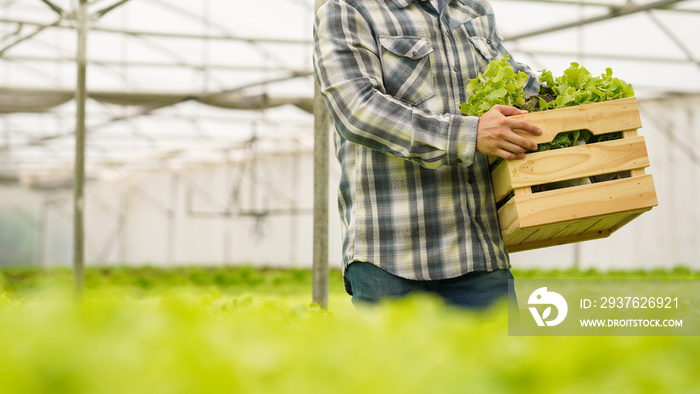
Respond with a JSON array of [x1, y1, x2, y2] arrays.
[[0, 265, 697, 394], [0, 265, 345, 299]]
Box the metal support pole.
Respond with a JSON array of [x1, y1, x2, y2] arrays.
[[117, 193, 128, 263], [167, 173, 179, 265], [290, 153, 299, 266], [312, 0, 330, 310], [73, 0, 88, 299]]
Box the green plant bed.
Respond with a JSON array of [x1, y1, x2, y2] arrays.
[[0, 266, 697, 394], [0, 265, 346, 299]]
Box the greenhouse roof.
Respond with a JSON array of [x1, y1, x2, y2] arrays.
[[1, 0, 699, 188]]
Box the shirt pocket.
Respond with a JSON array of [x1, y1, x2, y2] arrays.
[[469, 36, 498, 61], [378, 36, 435, 105], [455, 14, 498, 65]]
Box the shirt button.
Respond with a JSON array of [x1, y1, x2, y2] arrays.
[[453, 66, 459, 72], [412, 51, 418, 57], [486, 39, 492, 44]]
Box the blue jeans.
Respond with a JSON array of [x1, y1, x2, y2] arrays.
[[346, 261, 515, 310]]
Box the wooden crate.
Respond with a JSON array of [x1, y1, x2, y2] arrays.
[[491, 97, 658, 252]]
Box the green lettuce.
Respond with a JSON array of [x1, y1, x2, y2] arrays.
[[462, 59, 635, 154], [460, 55, 528, 117]]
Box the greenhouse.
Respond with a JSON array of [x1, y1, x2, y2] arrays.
[[0, 0, 699, 393]]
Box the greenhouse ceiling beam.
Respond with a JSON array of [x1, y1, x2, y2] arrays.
[[4, 143, 315, 171], [0, 54, 310, 74], [509, 48, 697, 65], [503, 0, 686, 41], [661, 7, 700, 14], [644, 9, 700, 70], [39, 0, 66, 16], [496, 0, 616, 7], [145, 0, 296, 71], [500, 0, 698, 11], [0, 18, 312, 45], [0, 112, 313, 132], [1, 0, 130, 56], [0, 17, 63, 56], [98, 28, 311, 45], [0, 16, 308, 85], [0, 30, 144, 88], [94, 0, 133, 18], [0, 15, 305, 85], [1, 72, 313, 149], [17, 137, 309, 170], [2, 3, 698, 44]]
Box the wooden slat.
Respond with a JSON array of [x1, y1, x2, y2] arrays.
[[506, 216, 605, 248], [502, 136, 650, 190], [623, 129, 647, 178], [514, 187, 532, 196], [508, 97, 642, 144], [515, 175, 657, 229], [491, 160, 514, 203], [536, 218, 600, 239], [523, 223, 570, 243], [503, 228, 539, 246], [498, 181, 655, 246], [604, 210, 647, 235], [585, 214, 632, 234], [498, 198, 521, 239], [507, 229, 611, 252], [505, 210, 649, 252]]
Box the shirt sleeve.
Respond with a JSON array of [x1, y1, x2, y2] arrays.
[[312, 1, 479, 169]]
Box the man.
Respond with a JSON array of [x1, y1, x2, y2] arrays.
[[313, 0, 542, 309]]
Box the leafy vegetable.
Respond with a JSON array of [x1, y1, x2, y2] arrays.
[[539, 63, 635, 110], [536, 129, 592, 152], [460, 55, 528, 117], [461, 59, 635, 153], [534, 63, 634, 151]]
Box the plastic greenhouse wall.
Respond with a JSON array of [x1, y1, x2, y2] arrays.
[[0, 95, 698, 270]]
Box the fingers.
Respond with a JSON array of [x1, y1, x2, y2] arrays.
[[503, 137, 534, 155], [476, 129, 533, 160], [477, 105, 543, 160], [492, 105, 528, 117], [508, 118, 543, 138], [491, 147, 526, 161], [492, 119, 539, 152], [505, 126, 542, 152], [493, 105, 544, 137], [495, 138, 532, 158]]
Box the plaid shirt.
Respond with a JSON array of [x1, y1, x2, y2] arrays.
[[313, 0, 538, 292]]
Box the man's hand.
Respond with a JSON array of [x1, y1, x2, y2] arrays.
[[476, 105, 542, 160]]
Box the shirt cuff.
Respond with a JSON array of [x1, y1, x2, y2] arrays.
[[446, 113, 479, 167]]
